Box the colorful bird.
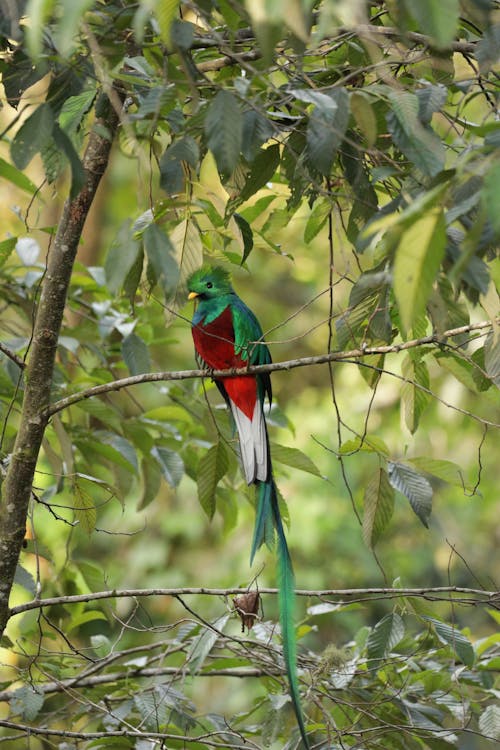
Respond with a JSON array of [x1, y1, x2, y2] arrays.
[[187, 265, 309, 748]]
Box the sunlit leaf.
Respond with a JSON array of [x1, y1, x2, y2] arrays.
[[393, 207, 446, 332]]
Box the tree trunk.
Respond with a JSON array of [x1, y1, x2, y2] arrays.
[[0, 94, 121, 639]]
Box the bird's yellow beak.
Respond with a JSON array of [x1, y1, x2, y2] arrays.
[[188, 291, 199, 300]]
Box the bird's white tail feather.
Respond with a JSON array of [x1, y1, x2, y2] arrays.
[[230, 401, 268, 483]]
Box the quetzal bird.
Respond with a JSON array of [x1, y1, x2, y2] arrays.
[[187, 266, 309, 749]]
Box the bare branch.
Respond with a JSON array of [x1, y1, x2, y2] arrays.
[[9, 585, 498, 618], [45, 319, 497, 418]]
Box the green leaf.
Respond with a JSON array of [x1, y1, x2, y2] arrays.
[[367, 612, 405, 662], [105, 221, 142, 294], [393, 207, 446, 332], [73, 482, 97, 534], [138, 456, 162, 510], [479, 705, 500, 741], [54, 0, 95, 56], [233, 213, 254, 264], [9, 685, 44, 721], [304, 200, 331, 243], [238, 143, 280, 203], [362, 468, 395, 549], [10, 103, 54, 169], [406, 457, 465, 488], [407, 0, 459, 49], [484, 328, 500, 388], [433, 351, 479, 392], [306, 87, 349, 176], [423, 617, 475, 667], [143, 222, 179, 296], [154, 0, 181, 46], [401, 355, 431, 433], [241, 109, 274, 162], [387, 461, 432, 528], [122, 333, 151, 376], [387, 91, 445, 176], [159, 136, 199, 195], [168, 218, 203, 308], [0, 156, 38, 194], [272, 443, 322, 477], [0, 237, 17, 267], [25, 0, 55, 58], [205, 90, 242, 179], [98, 432, 139, 473], [52, 123, 85, 198], [187, 613, 230, 674], [339, 435, 390, 456], [197, 440, 229, 519], [151, 446, 184, 487], [59, 88, 97, 134]]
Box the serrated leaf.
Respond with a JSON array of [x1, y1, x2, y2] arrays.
[[401, 355, 431, 433], [387, 91, 445, 176], [73, 482, 96, 534], [393, 207, 446, 332], [272, 443, 322, 477], [151, 446, 184, 487], [205, 90, 242, 179], [59, 88, 97, 133], [122, 333, 151, 376], [187, 613, 230, 673], [363, 468, 394, 548], [424, 617, 475, 667], [479, 705, 500, 740], [433, 351, 479, 392], [197, 441, 229, 519], [388, 461, 432, 528], [10, 103, 54, 169], [306, 87, 349, 176], [367, 613, 405, 662]]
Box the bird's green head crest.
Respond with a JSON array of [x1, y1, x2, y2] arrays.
[[187, 265, 234, 301]]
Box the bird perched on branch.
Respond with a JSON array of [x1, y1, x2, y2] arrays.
[[187, 265, 309, 748]]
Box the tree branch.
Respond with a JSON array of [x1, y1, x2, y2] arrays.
[[45, 319, 496, 418], [0, 342, 25, 369], [0, 92, 122, 640], [9, 585, 498, 618]]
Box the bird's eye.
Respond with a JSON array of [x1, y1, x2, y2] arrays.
[[206, 281, 213, 289]]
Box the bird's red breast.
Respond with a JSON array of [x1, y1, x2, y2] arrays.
[[192, 305, 258, 420]]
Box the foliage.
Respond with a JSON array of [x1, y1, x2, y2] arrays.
[[0, 0, 499, 747]]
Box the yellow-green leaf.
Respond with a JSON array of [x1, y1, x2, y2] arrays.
[[393, 207, 446, 332]]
